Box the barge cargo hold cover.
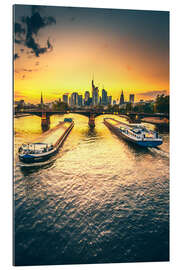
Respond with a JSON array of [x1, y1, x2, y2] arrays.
[[104, 118, 163, 148], [18, 120, 74, 163]]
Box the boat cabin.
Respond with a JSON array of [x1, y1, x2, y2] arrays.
[[18, 143, 53, 155]]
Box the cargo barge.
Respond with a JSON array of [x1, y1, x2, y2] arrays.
[[18, 119, 74, 163], [104, 118, 163, 148]]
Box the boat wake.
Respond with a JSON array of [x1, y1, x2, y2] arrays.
[[17, 157, 57, 168], [148, 147, 169, 159]]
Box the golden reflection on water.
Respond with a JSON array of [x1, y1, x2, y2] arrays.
[[14, 113, 169, 187], [14, 113, 169, 265]]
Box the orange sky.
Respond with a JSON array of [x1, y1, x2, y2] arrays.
[[14, 6, 169, 103]]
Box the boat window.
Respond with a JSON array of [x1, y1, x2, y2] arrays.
[[132, 129, 141, 134]]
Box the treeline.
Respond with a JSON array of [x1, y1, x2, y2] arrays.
[[105, 94, 169, 114], [155, 94, 169, 114], [52, 101, 69, 111]]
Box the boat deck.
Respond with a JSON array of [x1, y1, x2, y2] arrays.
[[31, 122, 72, 146], [105, 118, 131, 129]]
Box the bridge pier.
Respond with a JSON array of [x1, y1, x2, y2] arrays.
[[88, 114, 95, 128], [41, 112, 50, 132], [128, 114, 141, 123]]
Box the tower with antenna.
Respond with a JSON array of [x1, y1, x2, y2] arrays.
[[91, 74, 99, 106], [119, 90, 125, 105], [40, 92, 44, 110]]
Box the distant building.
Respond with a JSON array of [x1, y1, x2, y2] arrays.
[[119, 90, 125, 105], [78, 95, 83, 107], [92, 79, 99, 106], [108, 96, 112, 105], [84, 91, 90, 102], [129, 94, 134, 104], [88, 97, 92, 106], [102, 89, 108, 105], [40, 92, 44, 109], [70, 92, 78, 107], [84, 91, 90, 106], [62, 94, 68, 104]]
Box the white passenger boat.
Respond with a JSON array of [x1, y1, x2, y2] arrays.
[[18, 119, 74, 163], [104, 118, 163, 148]]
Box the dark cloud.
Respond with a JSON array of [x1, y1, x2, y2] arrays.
[[138, 90, 167, 98], [14, 22, 25, 36], [14, 5, 56, 58], [70, 17, 76, 21], [14, 53, 19, 60], [23, 68, 38, 73], [23, 69, 33, 72]]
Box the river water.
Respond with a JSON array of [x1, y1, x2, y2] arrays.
[[13, 114, 169, 266]]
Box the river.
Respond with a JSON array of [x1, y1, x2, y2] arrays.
[[13, 114, 169, 266]]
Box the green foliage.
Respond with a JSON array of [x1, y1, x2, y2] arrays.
[[155, 94, 169, 114], [52, 101, 69, 112], [112, 104, 119, 112], [133, 103, 153, 113], [126, 103, 132, 112]]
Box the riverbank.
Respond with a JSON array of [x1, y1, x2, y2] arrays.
[[141, 117, 169, 126], [14, 113, 32, 118]]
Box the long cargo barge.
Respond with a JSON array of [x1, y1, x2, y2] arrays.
[[18, 119, 74, 163], [104, 118, 163, 148]]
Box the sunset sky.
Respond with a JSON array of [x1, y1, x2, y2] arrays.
[[14, 5, 169, 103]]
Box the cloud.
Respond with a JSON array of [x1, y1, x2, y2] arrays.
[[138, 90, 167, 98], [14, 5, 56, 58], [14, 22, 25, 44], [70, 17, 76, 22], [14, 92, 26, 99], [23, 68, 38, 72], [23, 69, 33, 72]]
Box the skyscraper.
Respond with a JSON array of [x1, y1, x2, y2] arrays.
[[85, 91, 90, 102], [70, 92, 78, 107], [63, 94, 68, 104], [40, 92, 44, 109], [78, 95, 83, 107], [129, 94, 135, 103], [92, 79, 99, 106], [120, 90, 125, 105], [102, 89, 108, 105], [108, 96, 112, 105]]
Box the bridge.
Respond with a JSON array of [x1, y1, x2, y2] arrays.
[[15, 110, 169, 125], [15, 109, 106, 118]]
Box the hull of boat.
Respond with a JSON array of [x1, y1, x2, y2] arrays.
[[19, 149, 57, 163], [19, 121, 74, 164], [104, 119, 162, 148]]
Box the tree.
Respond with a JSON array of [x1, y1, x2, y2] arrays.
[[112, 104, 119, 113], [126, 103, 132, 113], [52, 101, 69, 112], [155, 94, 169, 114]]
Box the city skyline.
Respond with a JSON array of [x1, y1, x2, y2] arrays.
[[15, 87, 158, 109], [14, 77, 167, 105], [14, 5, 169, 103]]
